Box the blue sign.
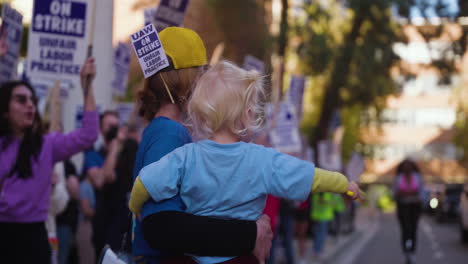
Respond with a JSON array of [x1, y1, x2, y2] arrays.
[[0, 4, 23, 82], [32, 0, 87, 38], [154, 0, 189, 31]]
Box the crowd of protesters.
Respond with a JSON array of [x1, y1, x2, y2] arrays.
[[0, 25, 363, 264]]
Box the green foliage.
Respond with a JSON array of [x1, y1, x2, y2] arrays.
[[341, 104, 362, 163], [454, 110, 468, 163], [296, 0, 400, 153]]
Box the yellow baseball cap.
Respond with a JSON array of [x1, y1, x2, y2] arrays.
[[159, 27, 208, 70]]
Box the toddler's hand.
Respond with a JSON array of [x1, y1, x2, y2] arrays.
[[345, 181, 364, 201]]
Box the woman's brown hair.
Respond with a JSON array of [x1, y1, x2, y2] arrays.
[[0, 81, 44, 179], [138, 66, 206, 121]]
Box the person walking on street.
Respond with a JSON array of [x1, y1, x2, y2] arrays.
[[393, 159, 424, 264]]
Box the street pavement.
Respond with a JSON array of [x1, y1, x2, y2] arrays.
[[272, 208, 468, 264], [349, 213, 468, 264]]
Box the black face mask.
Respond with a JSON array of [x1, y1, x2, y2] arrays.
[[105, 125, 119, 143]]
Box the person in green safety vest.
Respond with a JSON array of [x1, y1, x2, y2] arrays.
[[330, 193, 345, 237], [310, 192, 335, 260]]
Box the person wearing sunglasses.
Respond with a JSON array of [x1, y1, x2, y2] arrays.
[[0, 58, 99, 264]]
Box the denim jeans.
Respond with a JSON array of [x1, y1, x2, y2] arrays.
[[313, 221, 329, 254], [267, 213, 295, 264], [57, 224, 73, 264]]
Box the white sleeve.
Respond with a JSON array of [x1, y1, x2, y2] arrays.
[[49, 163, 70, 216]]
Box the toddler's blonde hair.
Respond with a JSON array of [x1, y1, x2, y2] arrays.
[[187, 60, 265, 140]]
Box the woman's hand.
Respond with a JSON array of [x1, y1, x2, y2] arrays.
[[80, 57, 96, 95], [80, 57, 97, 111], [253, 214, 273, 264]]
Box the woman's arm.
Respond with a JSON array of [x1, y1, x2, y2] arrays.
[[51, 58, 99, 162], [142, 211, 272, 258]]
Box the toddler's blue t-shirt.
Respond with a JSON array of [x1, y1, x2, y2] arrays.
[[139, 139, 315, 264]]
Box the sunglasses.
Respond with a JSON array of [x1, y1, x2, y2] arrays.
[[12, 94, 38, 105]]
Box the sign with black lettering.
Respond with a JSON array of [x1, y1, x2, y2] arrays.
[[130, 23, 169, 78], [27, 0, 89, 82], [0, 4, 23, 82], [153, 0, 189, 32]]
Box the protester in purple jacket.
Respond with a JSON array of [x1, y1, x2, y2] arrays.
[[0, 58, 99, 264]]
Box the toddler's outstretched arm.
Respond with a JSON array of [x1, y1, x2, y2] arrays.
[[129, 176, 150, 213], [312, 168, 363, 200]]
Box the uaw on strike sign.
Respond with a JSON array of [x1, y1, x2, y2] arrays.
[[27, 0, 89, 83], [130, 23, 169, 78]]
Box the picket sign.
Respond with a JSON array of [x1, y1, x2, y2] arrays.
[[153, 0, 190, 32], [130, 23, 170, 78], [112, 42, 131, 96], [0, 3, 23, 82], [267, 102, 302, 154], [286, 75, 306, 119], [27, 0, 91, 83], [144, 6, 158, 26]]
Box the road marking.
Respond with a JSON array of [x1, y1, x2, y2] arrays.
[[333, 214, 380, 264], [421, 218, 445, 261]]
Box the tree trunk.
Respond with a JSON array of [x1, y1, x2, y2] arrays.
[[276, 0, 289, 100], [313, 14, 365, 151]]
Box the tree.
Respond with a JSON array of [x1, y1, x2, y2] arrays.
[[296, 0, 400, 161]]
